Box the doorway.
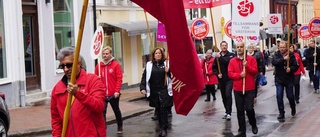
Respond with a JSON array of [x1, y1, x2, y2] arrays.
[[22, 3, 41, 91]]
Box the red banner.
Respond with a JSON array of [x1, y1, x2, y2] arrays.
[[183, 0, 232, 9], [131, 0, 204, 116]]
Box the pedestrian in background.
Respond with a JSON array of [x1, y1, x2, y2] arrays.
[[305, 40, 320, 93], [201, 49, 218, 102], [263, 46, 270, 70], [140, 47, 173, 137], [272, 41, 299, 120], [213, 41, 235, 120], [247, 44, 265, 101], [289, 44, 306, 104], [228, 42, 258, 137], [51, 47, 106, 137], [95, 46, 124, 134]]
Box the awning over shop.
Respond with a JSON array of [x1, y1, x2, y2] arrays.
[[100, 20, 193, 36], [100, 21, 158, 36]]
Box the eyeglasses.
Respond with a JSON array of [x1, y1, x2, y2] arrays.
[[59, 63, 73, 69]]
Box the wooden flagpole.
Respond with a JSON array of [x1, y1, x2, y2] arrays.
[[61, 0, 89, 136], [144, 11, 154, 50], [287, 0, 291, 68], [209, 8, 221, 74], [243, 40, 246, 95]]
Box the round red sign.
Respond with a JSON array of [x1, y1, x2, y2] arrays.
[[308, 17, 320, 36], [224, 20, 233, 38], [191, 18, 210, 40], [298, 25, 312, 40], [90, 26, 104, 59]]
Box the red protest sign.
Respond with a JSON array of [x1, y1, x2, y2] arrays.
[[224, 20, 233, 38], [191, 18, 209, 40], [308, 17, 320, 36], [298, 25, 312, 40]]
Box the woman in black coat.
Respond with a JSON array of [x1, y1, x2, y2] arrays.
[[140, 47, 173, 137]]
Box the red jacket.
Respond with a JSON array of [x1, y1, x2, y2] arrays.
[[95, 59, 123, 97], [201, 57, 218, 85], [51, 69, 106, 137], [293, 52, 306, 76], [228, 55, 258, 91]]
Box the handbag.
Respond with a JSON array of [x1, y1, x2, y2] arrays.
[[259, 75, 268, 86]]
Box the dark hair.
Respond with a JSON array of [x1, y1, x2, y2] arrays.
[[220, 41, 228, 46], [151, 47, 166, 63]]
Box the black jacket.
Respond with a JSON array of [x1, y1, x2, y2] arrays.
[[140, 61, 173, 108], [305, 47, 320, 71], [250, 50, 266, 75], [212, 51, 235, 82], [272, 51, 299, 84]]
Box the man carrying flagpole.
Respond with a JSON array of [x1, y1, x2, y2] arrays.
[[228, 42, 258, 136], [213, 41, 235, 120]]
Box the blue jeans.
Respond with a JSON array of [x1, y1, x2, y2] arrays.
[[275, 82, 295, 114]]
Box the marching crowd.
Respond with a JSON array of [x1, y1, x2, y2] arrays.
[[48, 38, 318, 137], [200, 39, 316, 137]]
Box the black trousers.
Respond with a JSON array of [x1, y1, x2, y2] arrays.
[[234, 90, 257, 132], [205, 84, 216, 100], [219, 80, 233, 115], [156, 106, 170, 130], [103, 96, 123, 127], [294, 74, 301, 101]]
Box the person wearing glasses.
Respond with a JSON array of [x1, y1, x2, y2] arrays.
[[50, 47, 106, 137], [95, 46, 124, 134]]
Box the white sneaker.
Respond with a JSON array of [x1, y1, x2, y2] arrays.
[[265, 66, 268, 70], [226, 114, 231, 120], [311, 82, 314, 86]]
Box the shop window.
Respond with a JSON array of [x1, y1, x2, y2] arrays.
[[0, 1, 6, 78], [112, 32, 124, 69], [53, 0, 74, 70]]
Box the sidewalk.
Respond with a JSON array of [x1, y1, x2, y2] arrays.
[[8, 87, 152, 137]]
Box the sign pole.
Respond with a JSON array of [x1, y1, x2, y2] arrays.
[[209, 8, 221, 75], [243, 39, 246, 95], [61, 0, 89, 136], [202, 40, 209, 82]]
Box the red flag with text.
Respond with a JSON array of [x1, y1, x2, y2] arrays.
[[183, 0, 232, 8], [131, 0, 204, 115]]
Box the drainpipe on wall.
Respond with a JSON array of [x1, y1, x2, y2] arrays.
[[19, 81, 26, 107]]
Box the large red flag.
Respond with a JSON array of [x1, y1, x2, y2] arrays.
[[182, 0, 232, 9], [131, 0, 204, 115]]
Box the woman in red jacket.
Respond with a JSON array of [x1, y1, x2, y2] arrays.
[[201, 49, 218, 101], [290, 44, 306, 104], [228, 42, 258, 137]]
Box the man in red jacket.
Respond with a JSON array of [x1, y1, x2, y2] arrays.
[[228, 42, 258, 137], [95, 46, 124, 134], [51, 47, 106, 137]]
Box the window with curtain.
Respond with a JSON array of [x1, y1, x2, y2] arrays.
[[0, 0, 7, 78]]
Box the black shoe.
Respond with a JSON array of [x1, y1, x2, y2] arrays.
[[158, 129, 167, 137], [234, 131, 246, 137], [213, 96, 216, 100], [291, 107, 296, 116], [252, 125, 258, 134], [277, 113, 285, 120], [204, 99, 210, 102], [296, 100, 300, 104], [152, 115, 158, 120]]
